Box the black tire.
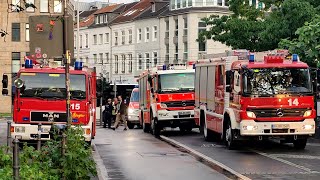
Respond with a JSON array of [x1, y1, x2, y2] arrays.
[[150, 111, 160, 138], [199, 111, 204, 134], [293, 138, 307, 150], [224, 120, 237, 150], [127, 122, 135, 129], [142, 112, 150, 133]]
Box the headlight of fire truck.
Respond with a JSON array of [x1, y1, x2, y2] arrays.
[[157, 103, 167, 109], [128, 108, 134, 114], [303, 110, 312, 117], [15, 126, 25, 133], [246, 111, 256, 118]]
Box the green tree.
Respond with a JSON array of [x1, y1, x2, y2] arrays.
[[279, 15, 320, 67], [199, 0, 316, 52]]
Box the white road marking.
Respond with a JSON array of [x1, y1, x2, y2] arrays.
[[161, 135, 251, 180], [269, 154, 320, 160], [251, 150, 320, 174]]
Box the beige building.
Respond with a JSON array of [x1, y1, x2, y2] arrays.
[[0, 0, 73, 113]]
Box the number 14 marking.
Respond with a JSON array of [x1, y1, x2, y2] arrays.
[[288, 98, 299, 106]]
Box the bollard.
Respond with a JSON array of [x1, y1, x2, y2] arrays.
[[7, 121, 12, 149], [13, 138, 20, 180], [37, 123, 42, 150]]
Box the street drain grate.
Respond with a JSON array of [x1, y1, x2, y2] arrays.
[[137, 152, 187, 157]]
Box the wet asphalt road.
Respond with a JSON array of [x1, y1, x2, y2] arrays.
[[162, 129, 320, 180], [93, 126, 229, 180]]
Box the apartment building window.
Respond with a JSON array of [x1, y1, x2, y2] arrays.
[[93, 54, 97, 63], [207, 0, 214, 6], [93, 35, 97, 45], [225, 0, 229, 6], [218, 0, 223, 6], [182, 0, 187, 7], [11, 0, 20, 12], [166, 45, 169, 54], [177, 0, 181, 8], [103, 15, 106, 23], [183, 43, 188, 61], [95, 16, 99, 24], [40, 0, 49, 12], [128, 54, 132, 73], [138, 54, 142, 70], [80, 35, 82, 48], [99, 34, 103, 44], [12, 23, 20, 42], [183, 18, 188, 36], [165, 54, 169, 65], [175, 19, 178, 36], [105, 33, 109, 43], [115, 55, 119, 74], [145, 27, 150, 42], [128, 29, 132, 44], [188, 0, 192, 7], [114, 32, 118, 46], [198, 21, 207, 52], [85, 34, 88, 48], [170, 0, 175, 9], [86, 57, 89, 64], [137, 28, 142, 42], [174, 45, 178, 62], [195, 0, 203, 6], [54, 0, 62, 13], [12, 52, 21, 73], [153, 52, 158, 67], [25, 23, 29, 42], [121, 31, 125, 45], [99, 15, 103, 24], [165, 21, 169, 38], [153, 26, 157, 41], [26, 0, 35, 12], [121, 54, 126, 73], [99, 53, 103, 64], [105, 53, 109, 63], [145, 53, 150, 69]]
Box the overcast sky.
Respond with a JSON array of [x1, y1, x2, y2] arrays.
[[79, 0, 136, 3]]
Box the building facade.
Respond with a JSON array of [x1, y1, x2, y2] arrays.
[[0, 0, 72, 113]]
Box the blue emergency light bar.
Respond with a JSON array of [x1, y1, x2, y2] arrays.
[[292, 54, 298, 62], [74, 61, 83, 70], [249, 54, 255, 63], [25, 59, 33, 68]]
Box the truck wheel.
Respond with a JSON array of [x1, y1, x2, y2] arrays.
[[293, 138, 307, 150], [224, 120, 237, 150], [142, 114, 150, 133], [150, 113, 160, 138], [127, 122, 135, 129]]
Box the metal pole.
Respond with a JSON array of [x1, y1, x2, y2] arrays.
[[37, 123, 42, 150], [77, 0, 79, 60], [61, 133, 67, 180], [63, 0, 72, 128], [100, 73, 103, 126], [13, 138, 20, 180], [7, 121, 12, 148]]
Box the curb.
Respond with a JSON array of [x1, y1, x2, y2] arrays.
[[160, 135, 251, 180], [92, 142, 109, 180]]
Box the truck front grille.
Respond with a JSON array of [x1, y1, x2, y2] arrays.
[[248, 108, 308, 118], [164, 100, 195, 108]]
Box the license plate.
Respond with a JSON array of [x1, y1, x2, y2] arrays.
[[272, 124, 289, 129], [178, 112, 190, 116]]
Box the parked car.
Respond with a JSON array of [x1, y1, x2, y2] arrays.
[[127, 88, 140, 129]]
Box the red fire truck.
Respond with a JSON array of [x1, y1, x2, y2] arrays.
[[138, 64, 195, 137], [195, 50, 315, 149], [2, 60, 97, 144]]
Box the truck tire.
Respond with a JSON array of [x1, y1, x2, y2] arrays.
[[293, 138, 307, 150], [199, 111, 205, 134], [127, 122, 135, 129], [142, 113, 150, 133], [224, 120, 237, 150], [150, 112, 160, 138]]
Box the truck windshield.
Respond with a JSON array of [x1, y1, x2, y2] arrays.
[[130, 91, 139, 102], [243, 68, 312, 96], [19, 73, 86, 99], [159, 73, 194, 93]]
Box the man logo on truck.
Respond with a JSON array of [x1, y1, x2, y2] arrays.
[[43, 112, 59, 122]]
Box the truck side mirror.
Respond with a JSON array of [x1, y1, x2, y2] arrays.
[[226, 70, 231, 85], [2, 74, 8, 88], [226, 85, 232, 93], [148, 75, 153, 87], [2, 89, 8, 96]]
